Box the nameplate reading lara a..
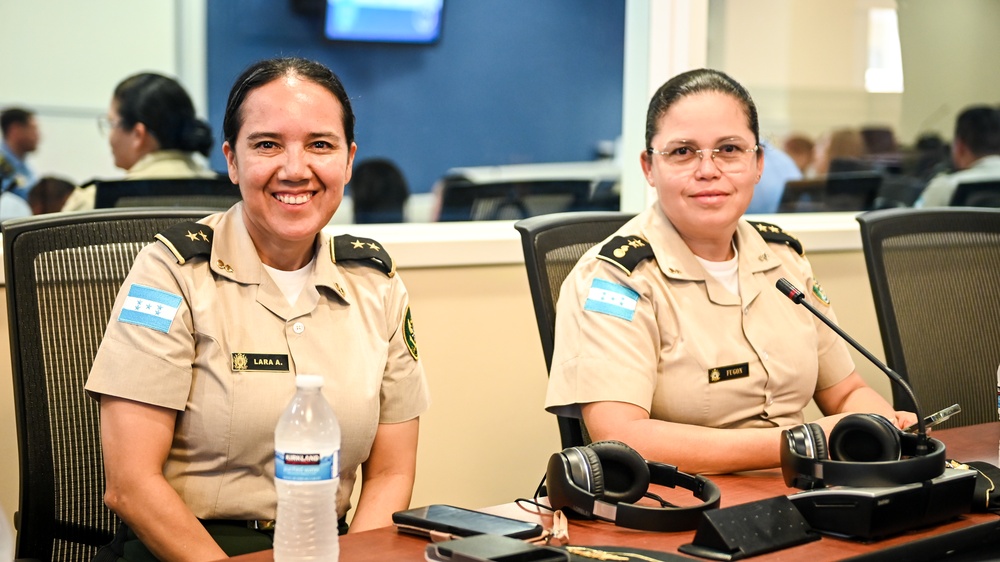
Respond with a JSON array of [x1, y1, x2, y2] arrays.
[[708, 362, 749, 384], [231, 353, 290, 372]]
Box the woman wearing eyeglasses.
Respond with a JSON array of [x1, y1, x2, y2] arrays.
[[545, 69, 914, 474], [62, 72, 220, 211]]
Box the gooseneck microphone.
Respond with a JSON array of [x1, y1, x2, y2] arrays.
[[774, 278, 929, 455]]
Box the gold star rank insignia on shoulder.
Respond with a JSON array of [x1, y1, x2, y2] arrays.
[[332, 234, 395, 277], [812, 280, 831, 306], [596, 235, 655, 276], [154, 222, 214, 265], [748, 220, 803, 256]]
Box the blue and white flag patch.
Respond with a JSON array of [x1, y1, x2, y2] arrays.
[[118, 284, 182, 333], [584, 278, 639, 321]]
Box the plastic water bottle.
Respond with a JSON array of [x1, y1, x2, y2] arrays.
[[274, 374, 341, 561], [0, 507, 13, 562]]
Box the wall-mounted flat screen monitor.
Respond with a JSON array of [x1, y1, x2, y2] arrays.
[[325, 0, 444, 44]]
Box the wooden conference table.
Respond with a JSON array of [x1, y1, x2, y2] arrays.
[[223, 423, 1000, 561]]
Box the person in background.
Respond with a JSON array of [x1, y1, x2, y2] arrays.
[[349, 157, 410, 223], [915, 106, 1000, 208], [28, 175, 76, 215], [545, 68, 914, 475], [62, 72, 219, 212], [812, 127, 867, 177], [783, 133, 814, 176], [0, 153, 33, 221], [746, 139, 802, 214], [85, 57, 429, 561], [0, 107, 41, 200]]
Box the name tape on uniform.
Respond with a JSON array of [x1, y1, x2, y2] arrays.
[[118, 284, 182, 334], [584, 278, 640, 322]]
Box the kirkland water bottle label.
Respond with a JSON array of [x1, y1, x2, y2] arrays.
[[275, 451, 339, 481]]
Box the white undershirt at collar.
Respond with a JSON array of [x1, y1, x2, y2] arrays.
[[263, 257, 316, 306], [695, 244, 740, 296]]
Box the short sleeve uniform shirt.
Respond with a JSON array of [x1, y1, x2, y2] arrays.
[[85, 203, 429, 520], [545, 204, 854, 429]]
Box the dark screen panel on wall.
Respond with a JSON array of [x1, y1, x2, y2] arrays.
[[325, 0, 444, 44]]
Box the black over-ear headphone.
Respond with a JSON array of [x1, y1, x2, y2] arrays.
[[781, 413, 946, 490], [545, 440, 721, 532]]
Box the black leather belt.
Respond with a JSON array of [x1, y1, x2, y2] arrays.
[[204, 519, 276, 531], [247, 519, 276, 531]]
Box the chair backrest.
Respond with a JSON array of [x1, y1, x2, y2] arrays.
[[514, 211, 634, 448], [780, 172, 883, 212], [2, 209, 214, 561], [857, 207, 1000, 429], [779, 179, 826, 212], [93, 177, 240, 210], [824, 172, 882, 211], [437, 177, 599, 222], [949, 180, 1000, 208]]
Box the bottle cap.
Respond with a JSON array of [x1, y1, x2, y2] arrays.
[[295, 374, 324, 389]]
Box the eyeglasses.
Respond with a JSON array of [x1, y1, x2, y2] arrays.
[[647, 142, 759, 173], [97, 115, 122, 136]]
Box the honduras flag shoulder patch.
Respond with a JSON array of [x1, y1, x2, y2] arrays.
[[584, 278, 640, 321], [118, 284, 183, 333]]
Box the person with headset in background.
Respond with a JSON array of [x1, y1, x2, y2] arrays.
[[545, 68, 916, 476], [61, 72, 221, 212], [84, 57, 429, 561]]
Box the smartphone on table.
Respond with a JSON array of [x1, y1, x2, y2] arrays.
[[902, 403, 961, 433], [392, 504, 545, 541]]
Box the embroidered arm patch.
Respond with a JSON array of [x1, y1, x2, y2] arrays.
[[584, 278, 639, 321], [118, 284, 182, 333]]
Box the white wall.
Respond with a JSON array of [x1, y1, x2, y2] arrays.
[[0, 0, 207, 186]]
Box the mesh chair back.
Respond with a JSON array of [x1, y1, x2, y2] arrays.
[[858, 207, 1000, 428], [3, 209, 214, 561], [93, 177, 240, 210], [514, 211, 634, 448]]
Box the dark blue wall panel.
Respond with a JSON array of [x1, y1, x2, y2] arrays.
[[206, 0, 624, 194]]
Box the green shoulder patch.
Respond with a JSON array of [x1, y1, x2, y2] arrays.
[[403, 306, 418, 360], [154, 222, 214, 265], [748, 221, 803, 256], [596, 235, 655, 276], [332, 235, 395, 277]]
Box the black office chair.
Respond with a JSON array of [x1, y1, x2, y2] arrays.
[[514, 211, 634, 448], [93, 177, 240, 209], [824, 172, 883, 211], [437, 177, 594, 221], [779, 179, 826, 212], [2, 209, 215, 561], [780, 172, 882, 212], [857, 207, 1000, 428], [949, 180, 1000, 208]]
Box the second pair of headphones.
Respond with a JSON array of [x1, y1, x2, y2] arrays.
[[781, 413, 946, 490], [545, 440, 721, 532]]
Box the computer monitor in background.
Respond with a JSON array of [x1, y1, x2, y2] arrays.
[[324, 0, 444, 44]]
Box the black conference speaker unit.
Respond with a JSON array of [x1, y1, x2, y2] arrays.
[[787, 467, 976, 540]]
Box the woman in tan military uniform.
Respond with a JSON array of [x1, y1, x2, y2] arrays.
[[86, 58, 429, 561], [545, 69, 914, 475], [63, 72, 220, 212]]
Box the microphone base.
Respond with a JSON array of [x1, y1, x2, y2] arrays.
[[788, 467, 976, 540]]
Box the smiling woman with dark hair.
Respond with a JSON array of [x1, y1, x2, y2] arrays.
[[545, 68, 914, 476], [85, 58, 429, 561]]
